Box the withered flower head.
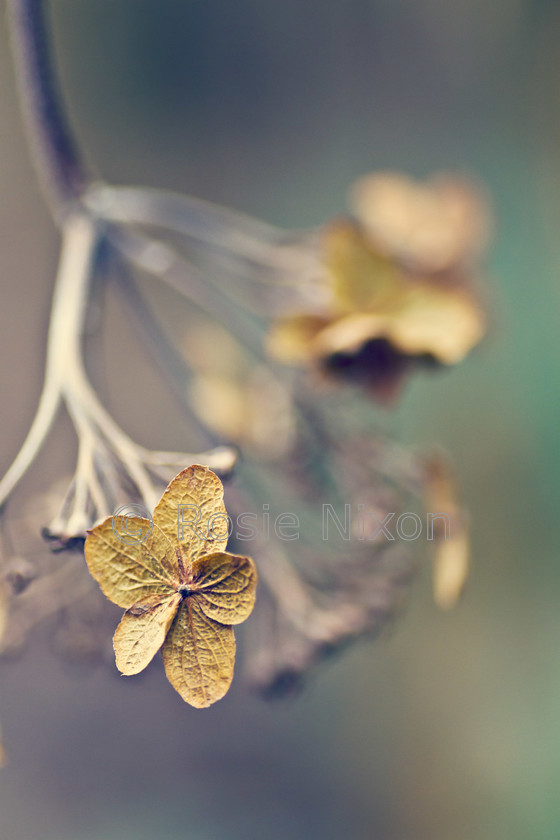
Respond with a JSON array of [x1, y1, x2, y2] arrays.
[[267, 171, 490, 402]]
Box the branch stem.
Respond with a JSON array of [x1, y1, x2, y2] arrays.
[[8, 0, 88, 219], [0, 213, 98, 508]]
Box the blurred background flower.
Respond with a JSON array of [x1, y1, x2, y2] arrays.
[[267, 172, 488, 401]]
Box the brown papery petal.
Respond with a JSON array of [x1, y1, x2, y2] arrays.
[[153, 465, 230, 565], [85, 519, 179, 609], [162, 598, 236, 708], [190, 552, 257, 625], [114, 592, 182, 675]]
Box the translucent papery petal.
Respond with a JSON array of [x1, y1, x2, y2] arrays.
[[162, 598, 235, 708], [153, 465, 229, 565], [190, 552, 257, 625], [114, 592, 182, 675], [85, 518, 179, 608]]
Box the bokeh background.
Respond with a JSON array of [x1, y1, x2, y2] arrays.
[[0, 1, 559, 838]]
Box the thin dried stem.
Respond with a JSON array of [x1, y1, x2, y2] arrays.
[[0, 213, 97, 507]]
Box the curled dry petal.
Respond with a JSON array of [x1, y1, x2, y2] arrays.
[[350, 171, 490, 271], [191, 552, 258, 625], [423, 453, 470, 610], [315, 282, 485, 365], [114, 592, 182, 675]]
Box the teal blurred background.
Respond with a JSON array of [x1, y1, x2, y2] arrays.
[[0, 1, 559, 838]]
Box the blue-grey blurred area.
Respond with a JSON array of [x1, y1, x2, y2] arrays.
[[0, 1, 559, 838]]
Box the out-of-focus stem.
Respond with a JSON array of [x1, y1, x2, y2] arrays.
[[8, 0, 89, 220], [85, 184, 288, 258]]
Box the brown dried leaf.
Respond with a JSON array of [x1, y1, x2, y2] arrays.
[[162, 597, 236, 708]]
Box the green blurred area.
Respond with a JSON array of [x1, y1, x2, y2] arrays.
[[0, 1, 559, 838]]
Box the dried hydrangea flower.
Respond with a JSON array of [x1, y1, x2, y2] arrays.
[[85, 465, 257, 707], [268, 176, 485, 401]]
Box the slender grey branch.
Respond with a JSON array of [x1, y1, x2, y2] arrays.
[[85, 184, 289, 257], [110, 256, 222, 449], [0, 212, 98, 509], [106, 224, 267, 358], [8, 0, 89, 219]]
